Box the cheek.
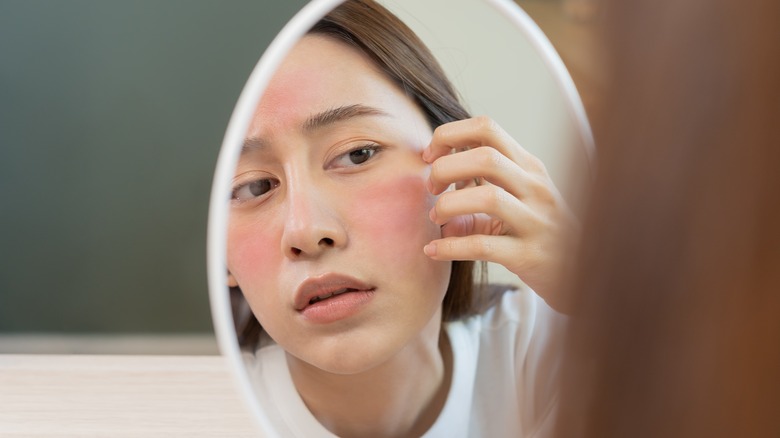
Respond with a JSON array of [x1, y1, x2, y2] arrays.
[[227, 220, 281, 290], [346, 173, 438, 246]]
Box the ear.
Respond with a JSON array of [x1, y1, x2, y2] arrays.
[[227, 271, 239, 288]]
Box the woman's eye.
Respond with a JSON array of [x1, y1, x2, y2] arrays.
[[232, 178, 279, 203], [348, 148, 375, 165], [331, 144, 383, 168]]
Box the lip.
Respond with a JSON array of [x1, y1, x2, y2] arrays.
[[294, 273, 376, 324], [294, 273, 376, 312]]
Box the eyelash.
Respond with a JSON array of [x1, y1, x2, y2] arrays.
[[328, 143, 384, 169], [230, 143, 385, 205], [231, 176, 279, 204]]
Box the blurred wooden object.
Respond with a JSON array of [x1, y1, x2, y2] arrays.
[[0, 334, 219, 355], [515, 0, 606, 131], [0, 355, 258, 437]]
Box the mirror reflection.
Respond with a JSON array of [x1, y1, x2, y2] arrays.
[[216, 0, 592, 436]]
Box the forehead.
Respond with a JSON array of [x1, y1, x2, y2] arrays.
[[248, 35, 421, 140]]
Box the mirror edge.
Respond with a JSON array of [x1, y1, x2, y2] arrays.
[[208, 0, 596, 434], [489, 0, 596, 166], [207, 0, 345, 434]]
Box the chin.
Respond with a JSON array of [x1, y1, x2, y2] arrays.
[[311, 338, 402, 375], [312, 356, 380, 376], [293, 327, 422, 376]]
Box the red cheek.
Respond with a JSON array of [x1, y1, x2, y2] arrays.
[[345, 174, 438, 242], [227, 222, 281, 287]]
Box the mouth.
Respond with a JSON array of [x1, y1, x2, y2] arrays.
[[294, 273, 376, 312], [308, 287, 364, 305]]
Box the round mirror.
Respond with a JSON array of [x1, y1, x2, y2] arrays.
[[208, 0, 593, 435]]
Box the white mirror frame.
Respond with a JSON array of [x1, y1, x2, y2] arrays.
[[207, 0, 594, 434]]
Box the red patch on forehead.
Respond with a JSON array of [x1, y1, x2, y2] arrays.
[[252, 67, 325, 137], [248, 36, 383, 141]]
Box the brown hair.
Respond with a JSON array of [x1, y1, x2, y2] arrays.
[[556, 0, 780, 436], [234, 0, 488, 349]]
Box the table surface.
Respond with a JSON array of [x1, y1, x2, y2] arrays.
[[0, 354, 261, 437]]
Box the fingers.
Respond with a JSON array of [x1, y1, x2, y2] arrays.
[[429, 184, 538, 235], [423, 234, 536, 271], [420, 117, 575, 310], [424, 234, 505, 260], [427, 146, 546, 199], [423, 232, 558, 309], [422, 116, 547, 176]]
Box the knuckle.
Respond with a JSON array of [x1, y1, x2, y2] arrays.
[[529, 177, 556, 206], [527, 154, 548, 174], [442, 238, 459, 255], [482, 185, 507, 211], [476, 147, 505, 169], [469, 237, 493, 258], [474, 115, 499, 134]]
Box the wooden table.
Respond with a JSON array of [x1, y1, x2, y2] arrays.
[[0, 355, 260, 437]]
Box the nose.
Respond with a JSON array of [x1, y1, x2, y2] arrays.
[[280, 181, 347, 260]]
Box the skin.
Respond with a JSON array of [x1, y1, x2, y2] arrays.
[[226, 35, 575, 437], [423, 117, 579, 313], [227, 36, 451, 437]]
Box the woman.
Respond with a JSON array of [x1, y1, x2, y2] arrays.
[[227, 1, 577, 436]]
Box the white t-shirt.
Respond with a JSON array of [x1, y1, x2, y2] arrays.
[[243, 288, 565, 437]]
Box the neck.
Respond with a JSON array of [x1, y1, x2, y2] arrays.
[[287, 322, 453, 438]]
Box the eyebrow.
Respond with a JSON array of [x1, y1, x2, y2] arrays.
[[242, 104, 390, 154], [302, 104, 389, 132]]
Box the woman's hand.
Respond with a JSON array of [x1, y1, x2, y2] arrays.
[[422, 116, 578, 313]]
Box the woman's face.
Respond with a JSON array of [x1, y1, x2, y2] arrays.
[[227, 35, 452, 374]]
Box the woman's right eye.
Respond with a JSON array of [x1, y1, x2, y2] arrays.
[[231, 178, 280, 203]]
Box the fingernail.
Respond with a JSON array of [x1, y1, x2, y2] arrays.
[[428, 207, 436, 222], [423, 243, 437, 257], [422, 148, 431, 163], [426, 177, 434, 193]]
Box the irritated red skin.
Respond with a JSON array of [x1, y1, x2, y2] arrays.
[[229, 172, 437, 325], [226, 35, 451, 377]]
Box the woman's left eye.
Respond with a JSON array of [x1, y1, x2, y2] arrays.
[[330, 144, 383, 168]]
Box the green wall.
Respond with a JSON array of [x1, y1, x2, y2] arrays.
[[0, 0, 307, 333]]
